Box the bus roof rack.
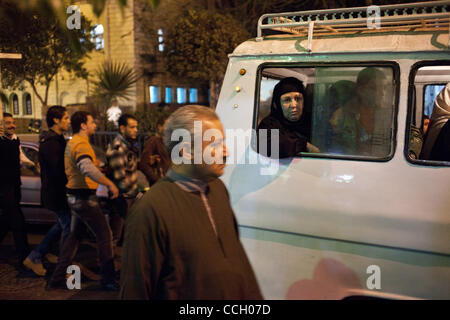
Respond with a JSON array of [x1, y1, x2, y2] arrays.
[[257, 1, 450, 45]]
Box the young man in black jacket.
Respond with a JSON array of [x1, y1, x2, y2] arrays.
[[0, 113, 30, 265], [23, 106, 71, 276]]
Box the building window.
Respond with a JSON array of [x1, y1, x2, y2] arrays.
[[12, 94, 19, 115], [189, 88, 198, 103], [1, 96, 8, 113], [165, 87, 172, 103], [158, 28, 164, 52], [91, 24, 104, 50], [149, 86, 161, 103], [24, 94, 32, 115], [177, 87, 187, 104]]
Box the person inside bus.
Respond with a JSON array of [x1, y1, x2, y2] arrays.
[[257, 77, 319, 158], [420, 83, 450, 161], [422, 115, 430, 136], [329, 67, 388, 156], [327, 80, 357, 154]]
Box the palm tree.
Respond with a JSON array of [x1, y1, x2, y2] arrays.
[[91, 61, 138, 129]]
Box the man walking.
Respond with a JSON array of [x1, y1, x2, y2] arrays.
[[105, 114, 140, 252], [120, 105, 262, 299], [0, 113, 30, 266], [139, 116, 170, 186], [23, 106, 71, 276], [48, 111, 119, 290]]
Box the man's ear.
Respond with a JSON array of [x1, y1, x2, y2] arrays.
[[119, 125, 125, 134]]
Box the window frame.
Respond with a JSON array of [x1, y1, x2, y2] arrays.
[[177, 87, 187, 104], [405, 60, 450, 167], [12, 94, 19, 115], [253, 61, 400, 163], [25, 94, 32, 115], [189, 88, 198, 103], [91, 24, 104, 51], [157, 28, 164, 52], [165, 87, 173, 104], [149, 85, 161, 103], [1, 96, 8, 113], [20, 145, 40, 177]]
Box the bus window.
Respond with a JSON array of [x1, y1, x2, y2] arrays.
[[255, 65, 396, 160]]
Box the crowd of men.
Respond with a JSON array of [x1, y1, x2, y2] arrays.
[[0, 105, 262, 299]]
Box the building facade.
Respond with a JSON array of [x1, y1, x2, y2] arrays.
[[1, 0, 209, 132]]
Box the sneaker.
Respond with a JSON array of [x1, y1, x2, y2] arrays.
[[44, 253, 58, 264], [23, 257, 46, 276]]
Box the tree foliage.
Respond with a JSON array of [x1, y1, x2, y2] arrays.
[[164, 9, 249, 84], [90, 61, 138, 130], [134, 106, 173, 134], [182, 0, 429, 36], [92, 61, 138, 103], [0, 1, 94, 107]]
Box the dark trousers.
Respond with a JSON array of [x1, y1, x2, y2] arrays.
[[107, 195, 134, 250], [50, 194, 115, 285], [28, 208, 71, 263], [0, 185, 29, 262]]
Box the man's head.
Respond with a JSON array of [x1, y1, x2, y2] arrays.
[[156, 116, 166, 136], [71, 111, 96, 136], [2, 113, 15, 138], [356, 67, 387, 108], [118, 114, 138, 140], [46, 106, 70, 133], [164, 105, 228, 181], [271, 77, 306, 122]]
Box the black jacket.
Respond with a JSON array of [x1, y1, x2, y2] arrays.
[[39, 130, 68, 211], [430, 120, 450, 162], [0, 136, 21, 189], [257, 115, 309, 158]]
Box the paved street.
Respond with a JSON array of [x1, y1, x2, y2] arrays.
[[0, 225, 119, 300]]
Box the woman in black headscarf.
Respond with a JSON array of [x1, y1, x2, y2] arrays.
[[257, 77, 319, 158]]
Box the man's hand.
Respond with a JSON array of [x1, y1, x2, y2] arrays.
[[306, 142, 320, 153], [107, 182, 119, 199]]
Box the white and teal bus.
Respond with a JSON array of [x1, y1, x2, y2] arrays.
[[216, 1, 450, 299]]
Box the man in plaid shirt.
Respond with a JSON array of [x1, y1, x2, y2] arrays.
[[106, 114, 140, 253]]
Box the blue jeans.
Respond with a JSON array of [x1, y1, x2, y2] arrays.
[[50, 194, 115, 285], [28, 209, 71, 263]]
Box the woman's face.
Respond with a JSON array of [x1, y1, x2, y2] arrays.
[[280, 91, 304, 122]]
